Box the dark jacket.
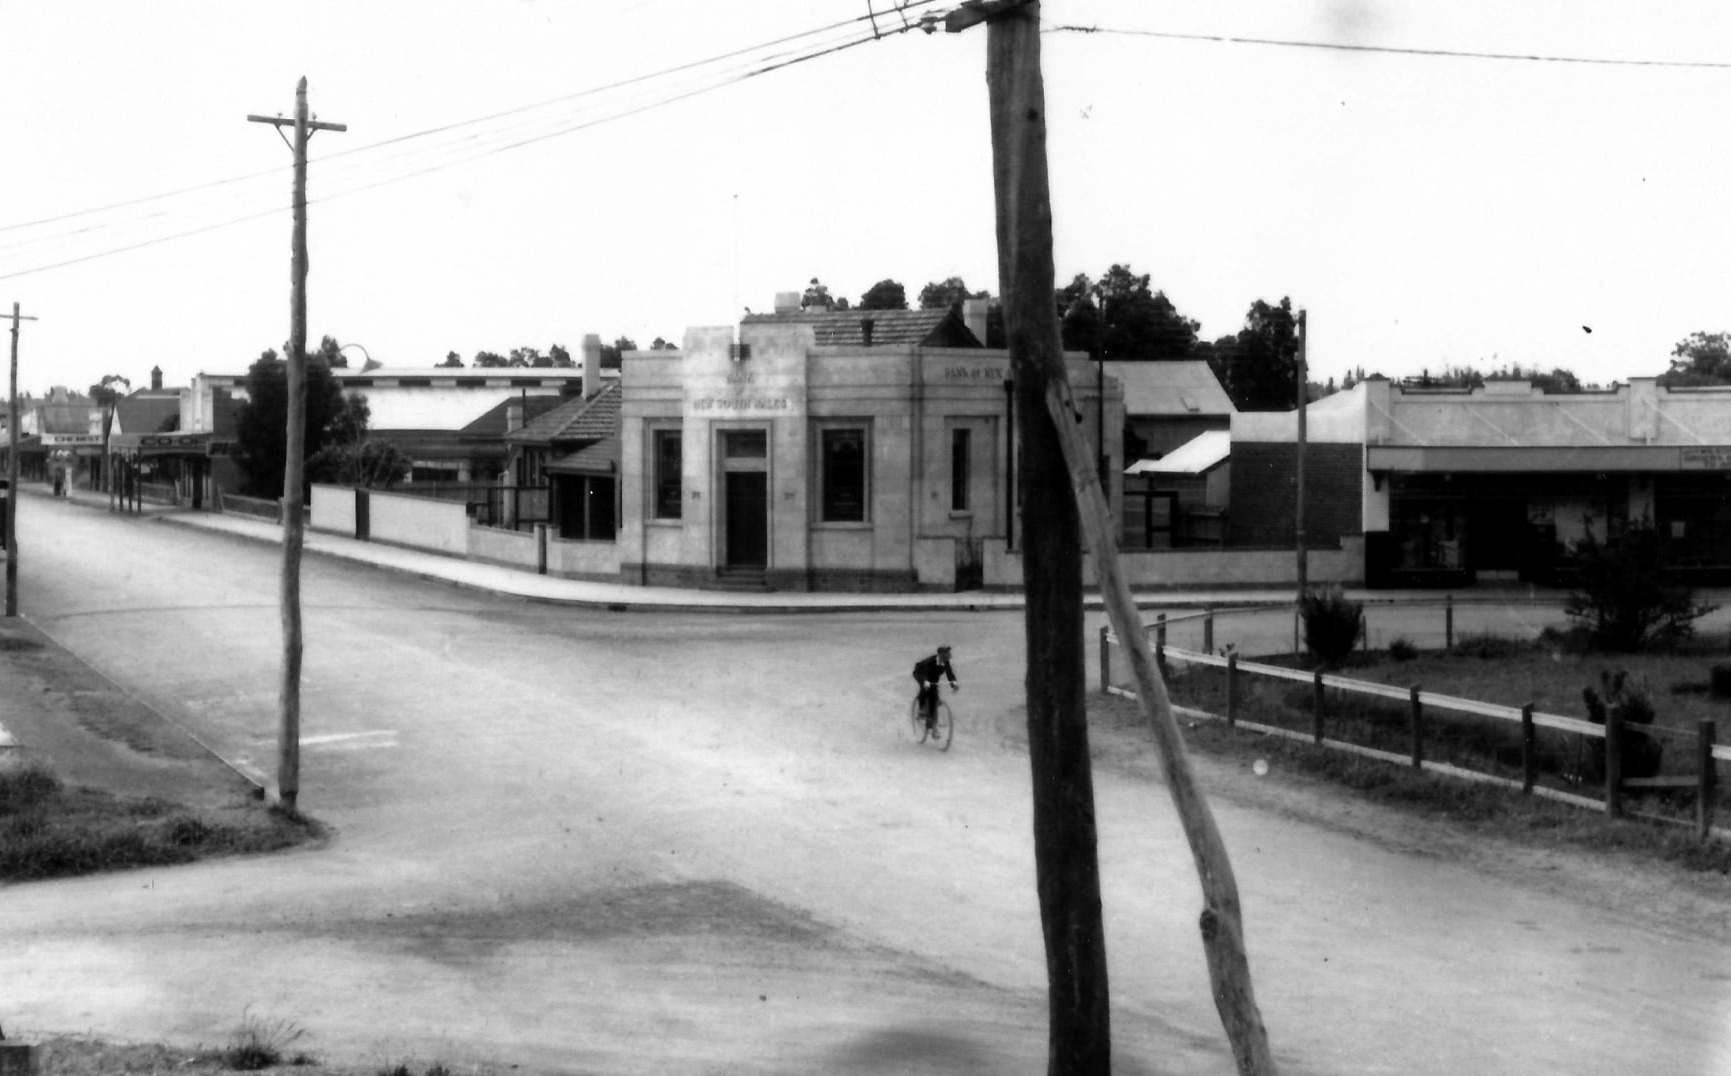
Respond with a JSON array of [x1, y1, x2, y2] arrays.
[[913, 653, 957, 685]]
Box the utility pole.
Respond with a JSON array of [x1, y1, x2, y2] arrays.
[[6, 303, 37, 618], [949, 3, 1111, 1072], [1295, 308, 1308, 608], [249, 78, 346, 811]]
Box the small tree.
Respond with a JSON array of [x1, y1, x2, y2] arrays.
[[1300, 585, 1363, 668], [1564, 521, 1715, 651]]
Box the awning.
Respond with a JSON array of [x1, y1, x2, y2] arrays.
[[109, 431, 234, 458], [1125, 430, 1230, 476]]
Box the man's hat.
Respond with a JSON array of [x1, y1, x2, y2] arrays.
[[937, 645, 952, 653]]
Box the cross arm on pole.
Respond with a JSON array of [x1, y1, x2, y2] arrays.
[[944, 0, 1034, 33], [246, 115, 348, 133]]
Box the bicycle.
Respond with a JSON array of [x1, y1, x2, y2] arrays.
[[908, 682, 955, 751]]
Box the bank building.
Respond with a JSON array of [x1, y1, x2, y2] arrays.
[[618, 294, 1123, 592]]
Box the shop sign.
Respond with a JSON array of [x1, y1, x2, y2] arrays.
[[40, 433, 102, 446], [1680, 446, 1731, 469]]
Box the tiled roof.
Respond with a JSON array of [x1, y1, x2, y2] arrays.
[[740, 307, 981, 348], [505, 382, 620, 446], [547, 435, 619, 475], [457, 393, 570, 439]]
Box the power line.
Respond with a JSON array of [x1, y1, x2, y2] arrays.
[[0, 1, 949, 237], [1051, 24, 1731, 70], [0, 4, 951, 280]]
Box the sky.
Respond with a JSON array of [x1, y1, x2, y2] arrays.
[[4, 1, 1730, 396]]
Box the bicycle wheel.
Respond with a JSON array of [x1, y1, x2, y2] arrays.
[[930, 701, 953, 752], [909, 697, 929, 743]]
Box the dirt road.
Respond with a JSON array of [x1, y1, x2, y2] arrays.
[[5, 499, 1730, 1075]]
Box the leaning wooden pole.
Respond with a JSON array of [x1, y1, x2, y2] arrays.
[[1048, 378, 1280, 1075]]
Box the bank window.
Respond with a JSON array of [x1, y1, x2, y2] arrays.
[[820, 426, 868, 522], [951, 428, 972, 513], [652, 428, 682, 519]]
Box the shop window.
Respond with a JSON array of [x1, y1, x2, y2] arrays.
[[951, 428, 972, 513], [820, 426, 867, 522], [652, 429, 682, 519]]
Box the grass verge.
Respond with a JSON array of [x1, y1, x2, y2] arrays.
[[1092, 691, 1731, 877], [0, 760, 322, 883]]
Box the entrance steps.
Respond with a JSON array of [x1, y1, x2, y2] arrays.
[[711, 566, 771, 591]]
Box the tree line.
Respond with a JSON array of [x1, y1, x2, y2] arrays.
[[803, 267, 1308, 411]]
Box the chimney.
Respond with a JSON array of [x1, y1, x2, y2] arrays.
[[961, 298, 989, 347], [151, 366, 163, 391], [505, 397, 524, 433], [861, 317, 875, 348], [774, 291, 801, 315], [581, 333, 602, 400]]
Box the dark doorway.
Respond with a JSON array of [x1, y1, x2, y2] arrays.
[[724, 471, 768, 567]]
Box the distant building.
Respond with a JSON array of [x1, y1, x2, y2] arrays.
[[1226, 377, 1731, 586], [333, 364, 599, 483]]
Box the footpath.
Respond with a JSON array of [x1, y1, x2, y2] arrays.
[[22, 482, 1569, 615]]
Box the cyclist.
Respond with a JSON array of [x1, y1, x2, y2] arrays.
[[912, 645, 960, 730]]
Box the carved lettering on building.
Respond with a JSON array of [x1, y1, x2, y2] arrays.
[[692, 396, 791, 412], [1680, 446, 1731, 469], [943, 366, 1002, 382]]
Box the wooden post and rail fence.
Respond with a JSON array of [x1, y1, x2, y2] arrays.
[[1099, 621, 1728, 842]]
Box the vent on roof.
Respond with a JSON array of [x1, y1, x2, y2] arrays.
[[730, 342, 751, 363], [1180, 394, 1199, 413]]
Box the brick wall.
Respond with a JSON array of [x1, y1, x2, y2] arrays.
[[1229, 442, 1362, 547]]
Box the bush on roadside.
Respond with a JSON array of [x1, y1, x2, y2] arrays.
[[1388, 637, 1418, 662], [1578, 670, 1662, 781], [1299, 586, 1363, 668], [1564, 521, 1716, 652]]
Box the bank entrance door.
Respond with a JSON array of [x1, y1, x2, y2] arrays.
[[720, 430, 769, 569]]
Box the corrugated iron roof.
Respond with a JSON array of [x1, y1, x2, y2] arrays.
[[1125, 430, 1231, 475], [1104, 361, 1236, 417]]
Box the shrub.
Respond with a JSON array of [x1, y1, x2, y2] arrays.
[[1564, 521, 1717, 651], [1579, 670, 1662, 781], [0, 762, 61, 814], [1299, 586, 1363, 668], [1388, 637, 1418, 662]]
